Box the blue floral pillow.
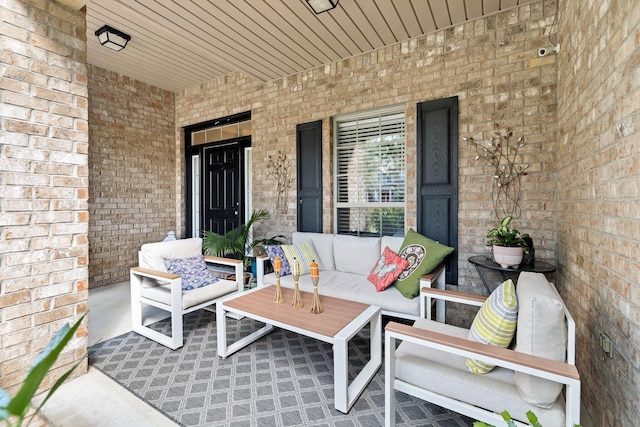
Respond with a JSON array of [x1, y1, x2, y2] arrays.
[[263, 245, 291, 276], [164, 255, 219, 291]]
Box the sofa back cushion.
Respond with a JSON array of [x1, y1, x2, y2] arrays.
[[333, 235, 381, 276], [514, 272, 567, 408], [292, 232, 335, 270], [381, 235, 404, 253], [140, 238, 203, 272]]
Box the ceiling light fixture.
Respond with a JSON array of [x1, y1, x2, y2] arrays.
[[94, 25, 131, 51], [306, 0, 339, 14]]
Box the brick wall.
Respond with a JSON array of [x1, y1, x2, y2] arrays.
[[88, 65, 176, 288], [0, 0, 88, 396], [176, 1, 559, 295], [556, 0, 640, 425]]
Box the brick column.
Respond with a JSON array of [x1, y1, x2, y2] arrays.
[[0, 0, 88, 395]]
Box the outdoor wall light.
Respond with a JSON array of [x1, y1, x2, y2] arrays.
[[306, 0, 339, 14], [94, 25, 131, 51]]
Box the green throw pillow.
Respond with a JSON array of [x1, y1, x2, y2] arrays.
[[393, 229, 454, 299]]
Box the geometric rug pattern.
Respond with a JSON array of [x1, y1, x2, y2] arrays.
[[89, 310, 474, 427]]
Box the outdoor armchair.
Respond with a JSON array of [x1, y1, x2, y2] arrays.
[[130, 237, 243, 349], [385, 272, 580, 427]]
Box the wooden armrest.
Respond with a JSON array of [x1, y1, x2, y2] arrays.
[[385, 322, 579, 382], [420, 262, 445, 282], [203, 256, 243, 266], [420, 287, 486, 305], [130, 266, 180, 281]]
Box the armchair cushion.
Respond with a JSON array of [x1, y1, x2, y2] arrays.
[[140, 278, 239, 310], [513, 272, 567, 408], [140, 238, 203, 272], [164, 255, 219, 291], [394, 229, 454, 299], [367, 246, 409, 291], [139, 237, 205, 288], [466, 279, 518, 374], [394, 318, 566, 427]]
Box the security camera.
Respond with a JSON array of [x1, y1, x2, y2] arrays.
[[538, 44, 560, 57]]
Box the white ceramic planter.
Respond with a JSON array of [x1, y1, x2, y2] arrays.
[[492, 245, 524, 268]]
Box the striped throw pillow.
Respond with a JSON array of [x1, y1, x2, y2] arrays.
[[281, 241, 323, 276], [466, 279, 518, 374]]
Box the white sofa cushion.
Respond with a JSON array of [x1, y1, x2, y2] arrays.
[[514, 272, 567, 408], [262, 269, 419, 317], [381, 235, 404, 253], [333, 235, 381, 276], [293, 232, 335, 270], [395, 318, 565, 426]]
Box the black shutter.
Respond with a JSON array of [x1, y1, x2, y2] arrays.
[[296, 120, 323, 232], [417, 97, 459, 284]]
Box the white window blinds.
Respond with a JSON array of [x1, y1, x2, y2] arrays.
[[334, 108, 405, 237]]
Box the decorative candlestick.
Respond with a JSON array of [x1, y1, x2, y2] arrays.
[[291, 258, 303, 308], [273, 256, 284, 303], [309, 260, 323, 314]]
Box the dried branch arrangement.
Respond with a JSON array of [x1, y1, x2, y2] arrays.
[[266, 151, 294, 214], [464, 123, 529, 220]]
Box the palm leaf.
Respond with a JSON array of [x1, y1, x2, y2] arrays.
[[1, 314, 85, 423]]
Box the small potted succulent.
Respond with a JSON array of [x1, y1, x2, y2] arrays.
[[486, 216, 530, 268]]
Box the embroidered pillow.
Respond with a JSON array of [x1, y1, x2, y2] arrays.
[[367, 246, 410, 291], [263, 245, 291, 276], [394, 229, 455, 299], [281, 241, 323, 275], [164, 255, 219, 291], [466, 279, 518, 374]]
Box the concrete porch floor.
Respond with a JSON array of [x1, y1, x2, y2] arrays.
[[38, 282, 178, 427]]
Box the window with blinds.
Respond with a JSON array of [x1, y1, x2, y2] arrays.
[[334, 107, 405, 237]]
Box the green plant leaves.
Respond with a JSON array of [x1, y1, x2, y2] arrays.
[[487, 216, 529, 249], [0, 314, 85, 425], [202, 209, 284, 268]]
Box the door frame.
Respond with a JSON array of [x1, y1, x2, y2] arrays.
[[184, 112, 251, 238]]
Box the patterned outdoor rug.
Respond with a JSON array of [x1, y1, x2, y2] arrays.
[[89, 310, 473, 427]]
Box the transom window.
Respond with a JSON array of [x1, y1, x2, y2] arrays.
[[333, 106, 406, 237]]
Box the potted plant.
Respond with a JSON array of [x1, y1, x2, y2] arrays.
[[202, 209, 284, 283], [486, 216, 530, 268]]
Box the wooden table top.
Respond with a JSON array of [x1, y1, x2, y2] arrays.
[[222, 286, 373, 338]]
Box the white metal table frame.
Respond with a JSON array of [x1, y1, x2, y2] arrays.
[[216, 289, 382, 413]]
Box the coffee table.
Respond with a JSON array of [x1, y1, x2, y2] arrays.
[[216, 286, 381, 413]]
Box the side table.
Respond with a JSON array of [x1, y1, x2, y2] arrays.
[[468, 255, 556, 294]]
